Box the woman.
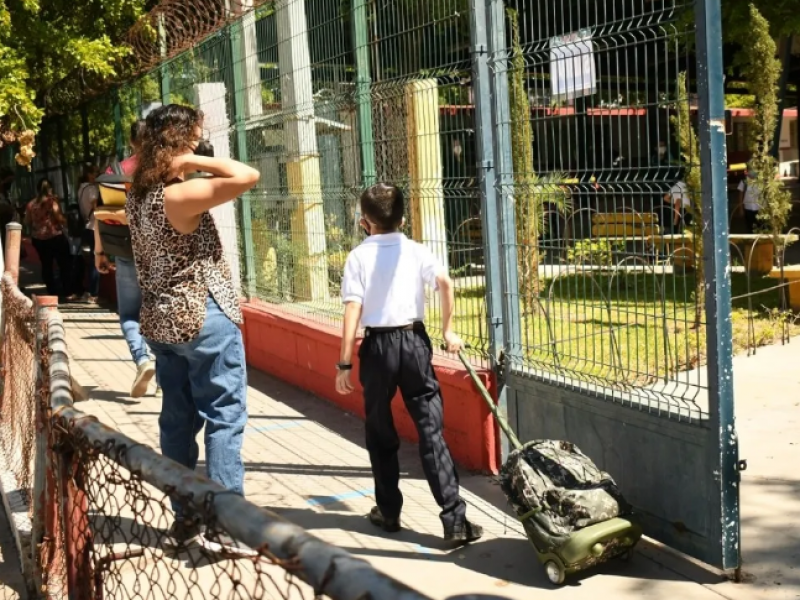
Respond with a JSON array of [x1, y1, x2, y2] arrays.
[[77, 163, 101, 302], [128, 105, 259, 549], [25, 179, 71, 298]]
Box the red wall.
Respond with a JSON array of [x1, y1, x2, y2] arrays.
[[242, 300, 500, 473]]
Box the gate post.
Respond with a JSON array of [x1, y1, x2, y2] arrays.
[[695, 0, 741, 573], [469, 0, 521, 462]]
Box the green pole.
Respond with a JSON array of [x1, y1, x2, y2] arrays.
[[56, 117, 70, 203], [353, 0, 376, 189], [80, 106, 90, 163], [159, 16, 171, 104], [113, 89, 125, 161], [229, 21, 257, 299]]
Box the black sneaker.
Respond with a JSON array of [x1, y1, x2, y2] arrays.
[[164, 517, 202, 548], [444, 519, 484, 545], [201, 529, 258, 558], [368, 506, 401, 533]]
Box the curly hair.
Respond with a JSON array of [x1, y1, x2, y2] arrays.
[[131, 104, 204, 198]]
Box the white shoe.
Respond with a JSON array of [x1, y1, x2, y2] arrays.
[[131, 361, 156, 398]]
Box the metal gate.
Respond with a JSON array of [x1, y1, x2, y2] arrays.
[[470, 0, 741, 570]]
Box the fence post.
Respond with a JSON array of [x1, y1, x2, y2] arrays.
[[469, 0, 521, 462], [5, 222, 22, 284], [80, 106, 90, 164], [32, 296, 62, 598], [352, 0, 376, 233], [695, 0, 740, 574], [56, 118, 70, 203], [158, 15, 171, 104], [229, 21, 257, 299]]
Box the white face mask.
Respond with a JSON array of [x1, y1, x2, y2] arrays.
[[658, 146, 666, 157]]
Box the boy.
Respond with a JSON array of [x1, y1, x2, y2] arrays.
[[335, 183, 483, 544]]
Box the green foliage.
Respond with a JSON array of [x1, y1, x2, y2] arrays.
[[0, 0, 149, 139], [723, 0, 800, 44], [741, 4, 792, 239], [566, 240, 623, 268]]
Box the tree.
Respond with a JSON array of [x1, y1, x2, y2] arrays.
[[507, 8, 570, 314], [0, 0, 153, 167], [671, 72, 704, 329], [740, 4, 792, 241], [723, 0, 800, 44]]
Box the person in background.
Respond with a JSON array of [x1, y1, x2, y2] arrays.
[[77, 163, 101, 302], [737, 162, 761, 234], [335, 183, 484, 545], [665, 171, 692, 233], [128, 104, 259, 552], [95, 120, 156, 398], [25, 179, 71, 298]]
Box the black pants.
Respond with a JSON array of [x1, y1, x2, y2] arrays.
[[745, 209, 759, 234], [358, 323, 466, 530], [32, 235, 71, 297]]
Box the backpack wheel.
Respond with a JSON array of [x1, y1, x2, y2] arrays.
[[545, 560, 565, 585]]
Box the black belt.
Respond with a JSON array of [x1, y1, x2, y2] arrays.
[[364, 321, 424, 335]]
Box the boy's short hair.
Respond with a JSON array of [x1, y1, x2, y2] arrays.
[[361, 183, 404, 231]]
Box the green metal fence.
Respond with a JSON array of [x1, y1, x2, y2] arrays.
[[0, 0, 778, 381], [0, 0, 753, 571]]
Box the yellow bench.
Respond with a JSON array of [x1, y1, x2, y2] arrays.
[[592, 213, 660, 238], [768, 265, 800, 311]]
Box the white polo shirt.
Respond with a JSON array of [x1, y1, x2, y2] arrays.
[[738, 179, 761, 211], [341, 232, 445, 328]]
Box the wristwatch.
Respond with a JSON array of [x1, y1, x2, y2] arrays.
[[336, 362, 352, 371]]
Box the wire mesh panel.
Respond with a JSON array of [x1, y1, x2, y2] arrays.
[[493, 0, 706, 419], [484, 0, 738, 568], [0, 278, 36, 571]]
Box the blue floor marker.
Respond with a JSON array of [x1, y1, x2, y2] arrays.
[[306, 488, 374, 506]]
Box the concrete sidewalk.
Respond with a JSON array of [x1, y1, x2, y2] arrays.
[[52, 299, 798, 600]]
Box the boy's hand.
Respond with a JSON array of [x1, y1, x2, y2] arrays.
[[335, 370, 355, 395], [443, 330, 464, 354]]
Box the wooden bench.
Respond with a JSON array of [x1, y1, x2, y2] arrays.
[[591, 213, 660, 238], [767, 265, 800, 311]]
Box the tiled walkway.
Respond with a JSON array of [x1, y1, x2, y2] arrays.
[[55, 300, 788, 600]]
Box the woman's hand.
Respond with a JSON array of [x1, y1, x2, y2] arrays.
[[95, 253, 113, 274]]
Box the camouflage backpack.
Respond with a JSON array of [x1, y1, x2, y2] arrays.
[[499, 440, 630, 545]]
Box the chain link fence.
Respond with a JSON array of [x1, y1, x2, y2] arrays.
[[0, 228, 501, 600]]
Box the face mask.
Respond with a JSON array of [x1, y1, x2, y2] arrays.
[[658, 146, 666, 157]]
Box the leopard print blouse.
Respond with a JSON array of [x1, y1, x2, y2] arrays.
[[127, 184, 242, 344]]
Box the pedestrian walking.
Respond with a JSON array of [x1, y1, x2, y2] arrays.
[[738, 163, 762, 234], [127, 104, 259, 551], [77, 163, 101, 302], [335, 183, 484, 545], [24, 179, 72, 298], [94, 120, 156, 398]]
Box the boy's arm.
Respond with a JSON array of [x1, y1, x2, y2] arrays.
[[336, 253, 364, 395], [339, 301, 363, 366]]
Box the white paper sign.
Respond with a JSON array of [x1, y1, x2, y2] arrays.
[[550, 30, 597, 100]]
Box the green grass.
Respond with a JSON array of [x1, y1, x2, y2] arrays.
[[428, 271, 800, 386]]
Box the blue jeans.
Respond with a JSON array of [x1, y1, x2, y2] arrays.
[[146, 295, 248, 510], [115, 257, 151, 366]]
